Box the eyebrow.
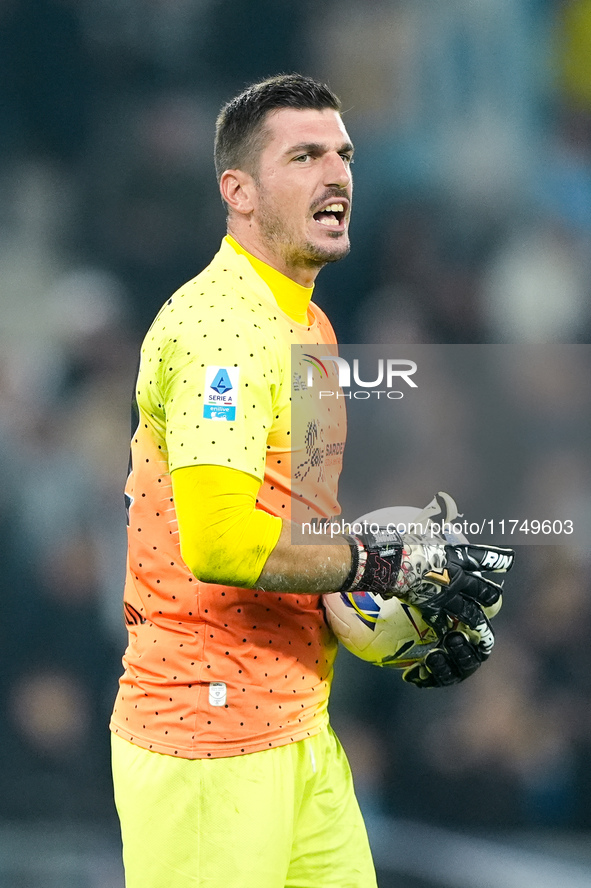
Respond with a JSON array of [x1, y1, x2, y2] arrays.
[[286, 141, 355, 157]]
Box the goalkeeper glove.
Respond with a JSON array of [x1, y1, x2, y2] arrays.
[[394, 538, 512, 636], [401, 624, 493, 689], [338, 498, 514, 635]]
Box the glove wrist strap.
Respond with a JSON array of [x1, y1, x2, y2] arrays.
[[338, 537, 367, 592], [338, 530, 403, 596]]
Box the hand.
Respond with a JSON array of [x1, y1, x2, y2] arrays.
[[394, 540, 514, 635], [401, 621, 493, 689], [338, 494, 514, 636]]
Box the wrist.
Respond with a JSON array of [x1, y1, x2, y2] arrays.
[[338, 537, 367, 592], [338, 529, 403, 596]]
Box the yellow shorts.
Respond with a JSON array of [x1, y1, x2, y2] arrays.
[[111, 726, 377, 888]]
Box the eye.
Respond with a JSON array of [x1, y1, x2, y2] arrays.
[[340, 154, 354, 165], [293, 153, 312, 163]]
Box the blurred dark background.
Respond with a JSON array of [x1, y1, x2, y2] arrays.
[[1, 1, 591, 885]]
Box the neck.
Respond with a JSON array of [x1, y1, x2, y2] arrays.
[[226, 221, 323, 288], [225, 235, 313, 325]]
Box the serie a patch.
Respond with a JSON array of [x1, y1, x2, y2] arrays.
[[203, 365, 240, 421]]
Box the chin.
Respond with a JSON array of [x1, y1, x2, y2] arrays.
[[317, 243, 351, 264], [307, 236, 350, 265]]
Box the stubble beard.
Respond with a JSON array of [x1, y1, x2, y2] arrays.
[[257, 191, 350, 272]]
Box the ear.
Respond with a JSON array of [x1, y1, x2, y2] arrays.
[[219, 169, 256, 216]]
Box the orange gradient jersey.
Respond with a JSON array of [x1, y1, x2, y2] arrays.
[[110, 239, 347, 758]]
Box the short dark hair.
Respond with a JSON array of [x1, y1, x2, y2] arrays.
[[214, 73, 341, 183]]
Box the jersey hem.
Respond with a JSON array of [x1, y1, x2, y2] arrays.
[[109, 715, 328, 759]]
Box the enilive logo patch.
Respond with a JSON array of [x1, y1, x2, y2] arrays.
[[203, 366, 239, 421]]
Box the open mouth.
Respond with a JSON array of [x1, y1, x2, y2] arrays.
[[313, 202, 347, 228]]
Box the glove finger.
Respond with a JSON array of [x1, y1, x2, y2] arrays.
[[452, 595, 489, 631], [454, 571, 503, 608], [422, 647, 462, 687], [470, 610, 495, 658], [447, 590, 486, 629], [417, 584, 490, 632], [402, 662, 437, 689], [402, 624, 493, 689], [442, 630, 482, 678], [483, 592, 502, 620], [448, 544, 515, 574], [438, 595, 495, 653], [422, 565, 503, 609]]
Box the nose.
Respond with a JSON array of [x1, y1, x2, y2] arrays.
[[323, 152, 352, 189]]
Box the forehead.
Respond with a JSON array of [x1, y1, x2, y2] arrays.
[[261, 107, 351, 156]]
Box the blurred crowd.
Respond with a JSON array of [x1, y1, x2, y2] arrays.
[[1, 0, 591, 831]]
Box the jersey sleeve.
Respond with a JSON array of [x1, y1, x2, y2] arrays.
[[171, 464, 282, 586], [157, 303, 282, 482]]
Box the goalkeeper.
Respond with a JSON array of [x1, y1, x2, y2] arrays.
[[110, 74, 514, 888]]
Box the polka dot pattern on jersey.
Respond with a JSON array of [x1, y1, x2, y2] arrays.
[[110, 238, 344, 759]]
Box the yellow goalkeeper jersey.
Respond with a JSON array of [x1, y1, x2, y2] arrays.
[[110, 237, 346, 758]]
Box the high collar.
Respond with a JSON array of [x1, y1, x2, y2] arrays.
[[225, 235, 314, 326]]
